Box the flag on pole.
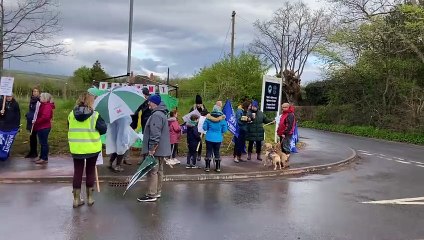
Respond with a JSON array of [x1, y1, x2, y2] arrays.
[[222, 99, 239, 137], [290, 123, 299, 153]]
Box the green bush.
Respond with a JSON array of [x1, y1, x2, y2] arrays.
[[300, 121, 424, 145]]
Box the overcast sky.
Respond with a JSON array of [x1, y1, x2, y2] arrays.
[[8, 0, 325, 84]]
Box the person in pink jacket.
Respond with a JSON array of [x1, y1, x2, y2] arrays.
[[168, 110, 181, 159], [33, 93, 55, 165]]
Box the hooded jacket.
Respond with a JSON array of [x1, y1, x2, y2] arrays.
[[246, 109, 272, 141], [69, 106, 107, 159], [25, 96, 40, 131], [131, 98, 152, 131], [277, 106, 296, 136], [0, 98, 20, 131], [203, 111, 228, 143], [186, 121, 201, 151], [142, 102, 172, 157], [33, 102, 55, 131], [168, 117, 181, 144]]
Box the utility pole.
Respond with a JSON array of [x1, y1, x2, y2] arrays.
[[126, 0, 134, 79], [231, 11, 236, 60], [167, 67, 170, 85]]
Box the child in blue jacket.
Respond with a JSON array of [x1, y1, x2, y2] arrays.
[[203, 105, 228, 172]]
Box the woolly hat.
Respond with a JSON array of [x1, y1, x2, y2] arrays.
[[211, 104, 223, 116], [147, 94, 161, 105], [142, 87, 150, 96], [195, 94, 202, 104], [252, 100, 259, 108]]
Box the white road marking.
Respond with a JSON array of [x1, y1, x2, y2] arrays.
[[395, 160, 411, 165], [393, 157, 405, 161], [416, 165, 424, 168], [361, 153, 374, 156], [363, 196, 424, 205], [411, 161, 424, 165]]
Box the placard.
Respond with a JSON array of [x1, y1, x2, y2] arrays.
[[159, 85, 169, 94], [99, 82, 109, 90], [0, 77, 14, 96]]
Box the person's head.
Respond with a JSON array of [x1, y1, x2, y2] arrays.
[[240, 96, 249, 104], [195, 94, 203, 107], [251, 100, 259, 111], [282, 103, 290, 112], [142, 87, 150, 98], [76, 92, 95, 109], [242, 100, 250, 111], [32, 87, 40, 97], [5, 95, 13, 102], [40, 93, 53, 103], [147, 94, 161, 109], [190, 114, 199, 123], [170, 109, 178, 118], [215, 100, 223, 108]]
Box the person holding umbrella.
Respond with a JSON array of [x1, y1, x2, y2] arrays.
[[68, 92, 107, 208], [137, 94, 171, 202]]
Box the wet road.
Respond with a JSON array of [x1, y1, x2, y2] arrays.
[[0, 129, 423, 240]]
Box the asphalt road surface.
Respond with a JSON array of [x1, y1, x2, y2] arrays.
[[0, 128, 423, 240]]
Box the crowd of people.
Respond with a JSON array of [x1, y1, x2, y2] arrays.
[[0, 86, 296, 205]]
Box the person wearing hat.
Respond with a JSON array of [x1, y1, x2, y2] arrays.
[[246, 100, 274, 160], [138, 94, 171, 202], [188, 94, 209, 162], [131, 87, 152, 133]]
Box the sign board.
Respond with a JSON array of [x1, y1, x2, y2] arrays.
[[260, 75, 282, 143], [159, 85, 168, 95], [99, 82, 109, 90], [261, 76, 281, 112], [147, 85, 156, 94], [0, 77, 14, 96]]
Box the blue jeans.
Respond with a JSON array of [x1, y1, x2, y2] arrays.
[[37, 128, 51, 160]]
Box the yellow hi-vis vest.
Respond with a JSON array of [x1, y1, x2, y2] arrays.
[[68, 110, 102, 154]]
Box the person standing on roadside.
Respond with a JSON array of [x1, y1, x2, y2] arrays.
[[68, 93, 107, 208], [189, 94, 208, 162], [168, 109, 181, 160], [203, 104, 227, 172], [137, 94, 172, 202], [277, 103, 296, 157], [246, 100, 274, 161], [25, 87, 40, 159], [33, 93, 55, 165]]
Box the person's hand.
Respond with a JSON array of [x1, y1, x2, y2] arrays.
[[0, 110, 4, 115], [272, 120, 276, 124], [149, 150, 155, 156]]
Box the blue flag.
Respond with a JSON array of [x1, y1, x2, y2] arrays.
[[290, 123, 299, 153], [222, 99, 239, 138], [0, 128, 19, 161]]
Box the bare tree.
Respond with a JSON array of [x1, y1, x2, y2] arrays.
[[0, 0, 66, 74], [249, 1, 330, 104]]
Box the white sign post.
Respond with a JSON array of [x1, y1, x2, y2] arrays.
[[260, 75, 282, 143]]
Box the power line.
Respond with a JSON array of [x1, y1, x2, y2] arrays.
[[219, 20, 232, 59]]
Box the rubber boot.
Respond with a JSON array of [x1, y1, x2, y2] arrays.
[[113, 155, 124, 172], [108, 153, 117, 170], [205, 159, 211, 172], [72, 189, 85, 208], [215, 159, 221, 172], [86, 187, 95, 206], [257, 153, 262, 161], [247, 153, 252, 160]]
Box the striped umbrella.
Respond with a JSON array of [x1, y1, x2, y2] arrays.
[[94, 86, 145, 123]]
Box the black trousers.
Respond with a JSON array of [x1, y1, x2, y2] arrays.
[[29, 130, 38, 155], [248, 141, 262, 154]]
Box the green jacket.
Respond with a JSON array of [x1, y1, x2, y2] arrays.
[[246, 110, 272, 141]]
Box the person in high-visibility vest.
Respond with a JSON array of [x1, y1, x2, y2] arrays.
[[68, 92, 107, 208]]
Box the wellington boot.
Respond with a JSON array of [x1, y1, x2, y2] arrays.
[[73, 189, 85, 208], [86, 187, 95, 206]]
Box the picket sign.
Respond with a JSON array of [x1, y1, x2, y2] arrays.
[[0, 77, 14, 113]]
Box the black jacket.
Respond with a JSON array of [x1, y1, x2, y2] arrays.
[[131, 99, 152, 132], [0, 98, 21, 131], [25, 96, 39, 131], [186, 122, 201, 151], [70, 106, 107, 159]]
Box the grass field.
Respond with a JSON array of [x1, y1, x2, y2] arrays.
[[11, 96, 278, 158]]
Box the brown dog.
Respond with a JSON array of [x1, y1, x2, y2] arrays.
[[274, 142, 289, 168], [263, 143, 283, 170]]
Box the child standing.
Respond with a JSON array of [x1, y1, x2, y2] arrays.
[[186, 115, 201, 169], [168, 110, 181, 160]]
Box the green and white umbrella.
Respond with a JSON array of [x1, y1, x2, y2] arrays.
[[94, 86, 145, 123]]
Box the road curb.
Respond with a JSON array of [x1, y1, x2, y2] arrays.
[[0, 148, 358, 184]]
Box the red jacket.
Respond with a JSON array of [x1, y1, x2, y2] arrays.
[[277, 106, 296, 136], [168, 117, 181, 144], [33, 102, 55, 131]]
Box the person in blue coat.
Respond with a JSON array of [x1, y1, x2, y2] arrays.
[[203, 104, 228, 172]]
